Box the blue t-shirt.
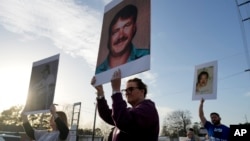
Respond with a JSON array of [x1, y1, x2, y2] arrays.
[[204, 121, 230, 141], [95, 44, 150, 74]]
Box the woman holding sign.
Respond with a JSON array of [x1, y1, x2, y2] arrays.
[[22, 104, 69, 141], [91, 69, 159, 141]]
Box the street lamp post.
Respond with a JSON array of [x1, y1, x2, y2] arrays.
[[92, 103, 97, 141]]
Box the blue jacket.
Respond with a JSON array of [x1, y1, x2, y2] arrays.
[[204, 121, 230, 141]]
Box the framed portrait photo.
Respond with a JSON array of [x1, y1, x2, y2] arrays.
[[94, 0, 151, 86], [24, 54, 59, 115], [192, 60, 218, 100]]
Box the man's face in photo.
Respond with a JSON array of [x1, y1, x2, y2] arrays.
[[110, 16, 136, 56]]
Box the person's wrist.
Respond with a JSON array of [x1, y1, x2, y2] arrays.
[[22, 116, 28, 123], [97, 95, 104, 99], [53, 113, 58, 119], [96, 91, 104, 96], [112, 90, 120, 95]]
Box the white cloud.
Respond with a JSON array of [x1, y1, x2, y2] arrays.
[[0, 0, 103, 70], [157, 106, 173, 117], [102, 0, 112, 5], [123, 71, 158, 85], [140, 71, 158, 86]]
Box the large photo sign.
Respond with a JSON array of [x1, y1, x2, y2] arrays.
[[94, 0, 151, 86], [192, 60, 218, 100], [24, 54, 59, 114]]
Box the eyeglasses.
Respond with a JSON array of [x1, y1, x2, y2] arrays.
[[121, 87, 139, 94]]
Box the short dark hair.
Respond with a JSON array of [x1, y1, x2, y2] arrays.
[[127, 78, 147, 97], [210, 112, 220, 117], [197, 71, 209, 81], [189, 128, 194, 131], [56, 111, 68, 126]]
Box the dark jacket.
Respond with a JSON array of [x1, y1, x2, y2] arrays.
[[22, 117, 69, 140], [97, 93, 159, 141]]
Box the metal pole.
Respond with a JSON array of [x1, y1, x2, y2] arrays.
[[92, 103, 97, 141]]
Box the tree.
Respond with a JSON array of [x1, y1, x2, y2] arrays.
[[95, 128, 103, 136], [0, 105, 23, 126], [98, 120, 113, 138], [162, 110, 192, 137], [79, 128, 93, 135], [192, 122, 201, 135], [25, 112, 51, 130], [160, 119, 171, 136]]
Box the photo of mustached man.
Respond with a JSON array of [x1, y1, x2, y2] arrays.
[[95, 4, 150, 74]]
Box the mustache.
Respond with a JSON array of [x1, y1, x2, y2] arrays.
[[113, 36, 128, 45]]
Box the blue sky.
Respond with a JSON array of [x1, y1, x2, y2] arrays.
[[0, 0, 250, 132]]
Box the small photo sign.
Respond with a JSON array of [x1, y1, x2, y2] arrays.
[[192, 60, 218, 100]]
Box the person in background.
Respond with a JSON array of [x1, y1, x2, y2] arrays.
[[204, 133, 209, 141], [91, 69, 159, 141], [199, 98, 230, 141], [185, 128, 200, 141], [22, 104, 69, 141]]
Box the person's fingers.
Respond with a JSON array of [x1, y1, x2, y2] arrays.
[[111, 69, 121, 91], [50, 104, 56, 110], [112, 71, 116, 80], [112, 69, 121, 79], [117, 69, 121, 77], [201, 97, 205, 103]]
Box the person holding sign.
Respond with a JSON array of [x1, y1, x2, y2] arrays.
[[185, 128, 200, 141], [199, 98, 230, 140], [95, 4, 150, 74], [22, 104, 69, 141], [91, 69, 159, 141]]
